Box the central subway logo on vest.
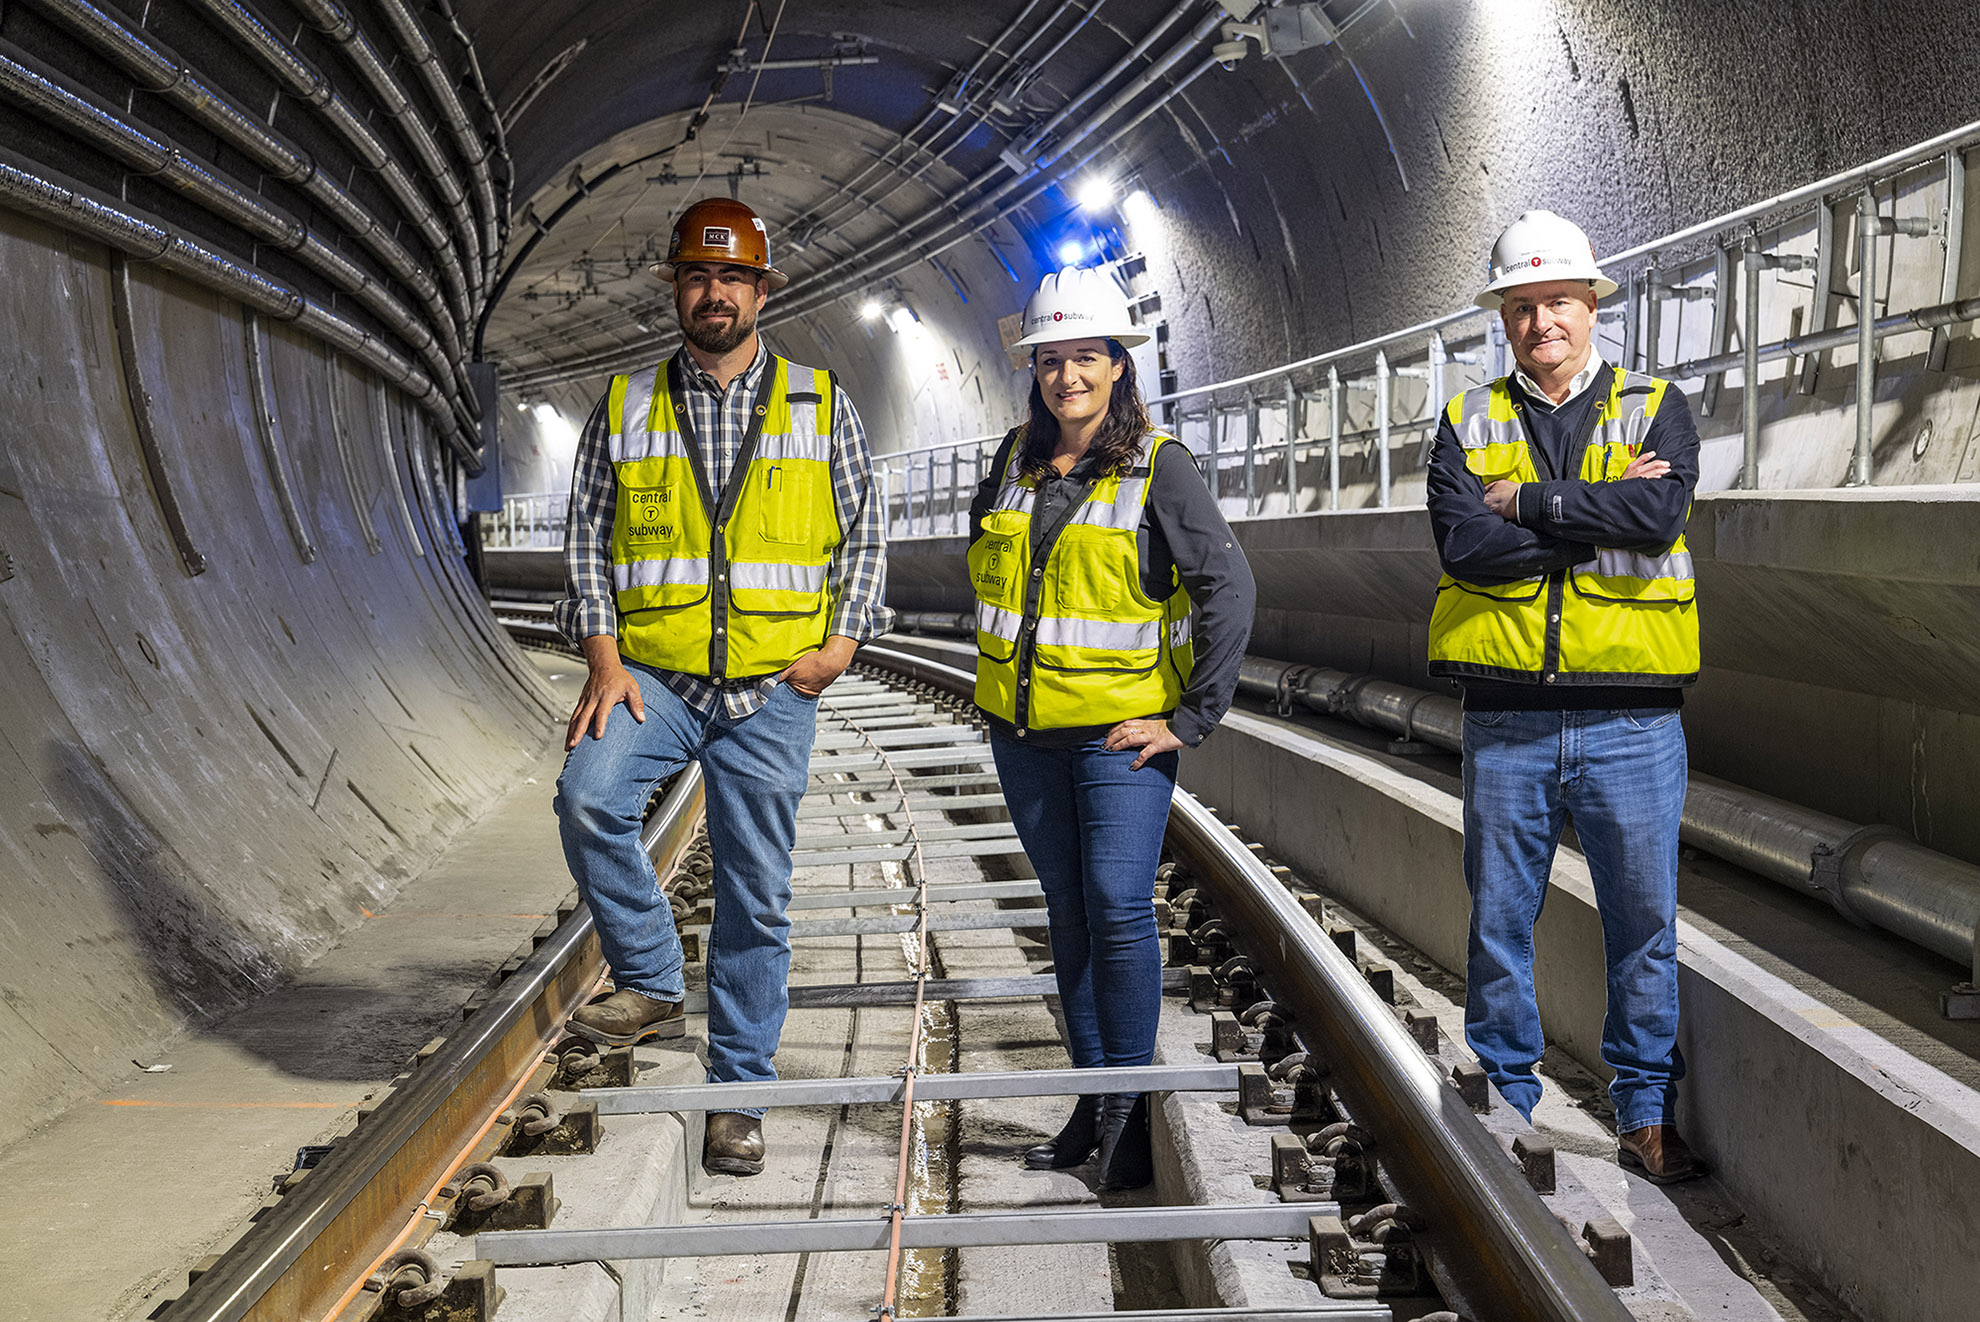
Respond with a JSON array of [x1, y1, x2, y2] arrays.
[[975, 548, 1006, 592], [627, 489, 676, 545]]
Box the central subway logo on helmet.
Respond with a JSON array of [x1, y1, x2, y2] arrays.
[[1014, 266, 1150, 348]]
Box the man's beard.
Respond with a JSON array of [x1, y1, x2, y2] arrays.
[[682, 301, 756, 355]]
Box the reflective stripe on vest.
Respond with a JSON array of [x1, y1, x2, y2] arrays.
[[607, 354, 841, 679], [967, 432, 1194, 729], [1427, 369, 1700, 686]]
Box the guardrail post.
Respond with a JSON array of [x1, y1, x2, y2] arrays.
[[1374, 350, 1392, 508], [1284, 375, 1299, 511], [1928, 147, 1967, 372], [1798, 200, 1841, 395], [1243, 397, 1260, 517], [1851, 190, 1878, 486], [1327, 367, 1342, 510], [1741, 240, 1763, 490], [1643, 263, 1662, 376], [1208, 405, 1222, 502], [1428, 332, 1447, 421], [1622, 269, 1641, 370], [1702, 243, 1735, 417]]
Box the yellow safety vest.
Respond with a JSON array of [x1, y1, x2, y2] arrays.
[[606, 354, 841, 679], [968, 432, 1195, 731], [1428, 368, 1699, 687]]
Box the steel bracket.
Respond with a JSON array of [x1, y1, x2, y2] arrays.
[[1236, 1061, 1288, 1124], [1211, 1010, 1264, 1062], [1450, 1061, 1490, 1112], [447, 1171, 559, 1234], [1581, 1216, 1634, 1287], [503, 1098, 601, 1156], [375, 1258, 502, 1321], [555, 1041, 635, 1090], [1271, 1132, 1332, 1201], [1512, 1135, 1556, 1193]]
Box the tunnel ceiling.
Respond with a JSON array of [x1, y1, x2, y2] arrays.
[[468, 0, 1244, 388]]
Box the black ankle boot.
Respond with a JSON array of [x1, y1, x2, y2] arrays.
[[1095, 1092, 1153, 1191], [1023, 1094, 1100, 1169]]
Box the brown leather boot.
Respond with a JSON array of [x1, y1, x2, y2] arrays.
[[1617, 1124, 1707, 1184], [703, 1112, 765, 1175], [568, 988, 686, 1046]]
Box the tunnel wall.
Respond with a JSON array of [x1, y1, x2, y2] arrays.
[[884, 481, 1980, 871], [0, 209, 561, 1153]]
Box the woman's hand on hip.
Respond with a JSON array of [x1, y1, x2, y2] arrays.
[[1103, 718, 1185, 770]]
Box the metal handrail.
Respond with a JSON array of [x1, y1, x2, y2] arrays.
[[872, 116, 1980, 531]]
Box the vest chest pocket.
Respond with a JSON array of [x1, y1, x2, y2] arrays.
[[621, 482, 682, 551], [968, 508, 1027, 602], [755, 461, 816, 546]]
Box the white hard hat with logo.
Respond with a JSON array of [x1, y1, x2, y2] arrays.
[[1475, 209, 1618, 309], [1013, 266, 1150, 348]]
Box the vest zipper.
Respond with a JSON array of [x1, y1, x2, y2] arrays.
[[668, 355, 780, 680], [1542, 569, 1565, 682], [1012, 470, 1097, 732]]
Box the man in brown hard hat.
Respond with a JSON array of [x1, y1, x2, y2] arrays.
[[553, 198, 892, 1175]]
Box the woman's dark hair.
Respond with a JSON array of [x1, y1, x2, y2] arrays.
[[1015, 338, 1150, 481]]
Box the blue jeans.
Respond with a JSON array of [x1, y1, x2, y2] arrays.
[[989, 731, 1178, 1073], [1460, 706, 1688, 1132], [555, 665, 818, 1115]]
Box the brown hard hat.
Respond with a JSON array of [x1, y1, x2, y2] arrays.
[[653, 197, 788, 289]]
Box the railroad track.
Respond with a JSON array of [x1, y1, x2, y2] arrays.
[[152, 632, 1634, 1322]]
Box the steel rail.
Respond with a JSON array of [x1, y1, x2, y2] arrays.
[[155, 769, 706, 1322], [854, 645, 1633, 1322]]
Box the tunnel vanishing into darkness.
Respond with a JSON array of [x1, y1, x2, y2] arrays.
[[3, 2, 1980, 1315]]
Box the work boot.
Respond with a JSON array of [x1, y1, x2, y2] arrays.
[[567, 988, 686, 1046], [703, 1112, 766, 1176], [1023, 1095, 1101, 1170], [1095, 1093, 1153, 1191], [1617, 1124, 1707, 1185]]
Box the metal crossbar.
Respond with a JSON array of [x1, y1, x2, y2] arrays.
[[790, 836, 1025, 866], [476, 1203, 1334, 1264], [939, 1312, 1387, 1322], [684, 909, 1045, 941], [676, 968, 1183, 1014], [795, 792, 1011, 820], [786, 879, 1042, 910], [583, 1063, 1241, 1114]]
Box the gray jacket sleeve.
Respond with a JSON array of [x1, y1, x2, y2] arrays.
[[1145, 444, 1255, 746]]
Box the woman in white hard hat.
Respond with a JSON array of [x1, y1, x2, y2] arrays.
[[967, 266, 1255, 1189]]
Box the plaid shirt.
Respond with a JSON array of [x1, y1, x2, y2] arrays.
[[555, 342, 894, 719]]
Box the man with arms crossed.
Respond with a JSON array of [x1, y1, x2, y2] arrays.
[[553, 198, 892, 1175], [1425, 209, 1706, 1183]]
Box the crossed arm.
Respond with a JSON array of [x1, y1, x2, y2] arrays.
[[1425, 387, 1700, 583]]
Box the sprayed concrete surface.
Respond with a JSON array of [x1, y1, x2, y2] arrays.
[[0, 208, 563, 1153], [0, 654, 580, 1322]]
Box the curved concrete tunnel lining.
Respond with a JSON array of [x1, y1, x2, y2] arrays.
[[2, 0, 1980, 1306]]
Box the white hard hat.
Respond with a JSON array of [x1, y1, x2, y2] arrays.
[[1475, 209, 1618, 309], [1012, 266, 1149, 348]]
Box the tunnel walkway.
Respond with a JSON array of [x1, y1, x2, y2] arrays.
[[0, 654, 584, 1322]]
